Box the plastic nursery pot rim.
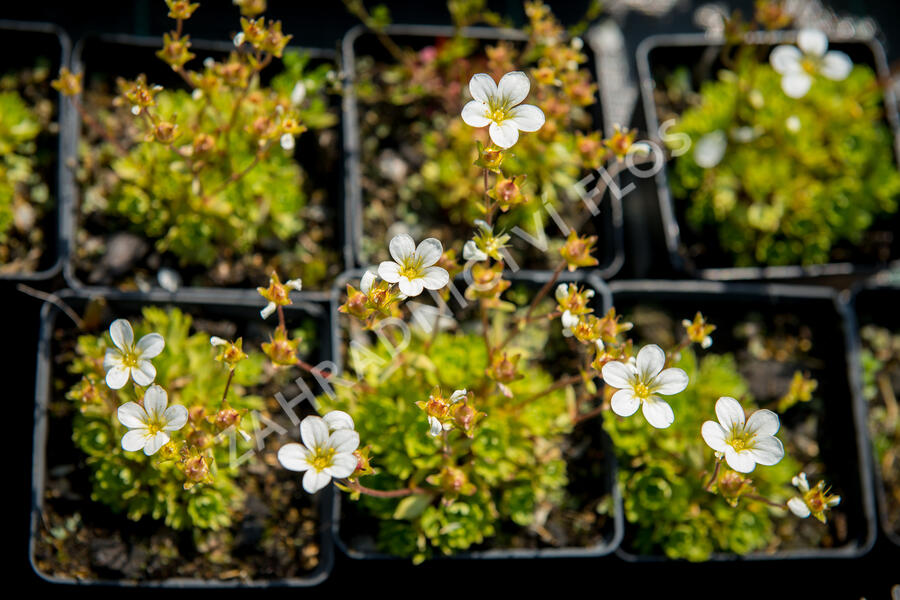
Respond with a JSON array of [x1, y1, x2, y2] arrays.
[[29, 287, 335, 587], [340, 23, 625, 281], [61, 33, 341, 296], [325, 267, 624, 560], [848, 278, 900, 548], [634, 30, 900, 281], [0, 20, 72, 282], [607, 279, 877, 561]]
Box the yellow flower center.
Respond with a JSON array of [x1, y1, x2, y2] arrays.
[[486, 97, 512, 124], [727, 425, 756, 452], [801, 57, 818, 75], [399, 255, 425, 279], [633, 381, 651, 399], [308, 447, 336, 471], [120, 350, 140, 368]]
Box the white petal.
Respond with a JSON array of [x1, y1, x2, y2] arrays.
[[748, 435, 784, 466], [781, 71, 812, 98], [143, 385, 168, 421], [323, 410, 355, 432], [428, 415, 443, 437], [378, 261, 401, 283], [555, 284, 569, 303], [602, 360, 636, 390], [389, 233, 416, 264], [715, 396, 746, 430], [769, 44, 802, 74], [329, 429, 360, 454], [797, 28, 828, 57], [746, 409, 780, 437], [109, 319, 134, 351], [325, 452, 358, 478], [360, 270, 376, 294], [103, 348, 124, 371], [260, 301, 277, 320], [463, 241, 488, 262], [121, 429, 151, 452], [821, 50, 852, 80], [210, 336, 228, 347], [610, 389, 640, 417], [163, 404, 188, 431], [636, 344, 666, 380], [724, 447, 757, 473], [449, 389, 467, 403], [497, 71, 530, 106], [642, 397, 675, 429], [398, 276, 425, 297], [420, 266, 449, 290], [302, 469, 332, 493], [652, 367, 689, 395], [508, 104, 545, 132], [793, 472, 810, 492], [788, 497, 811, 518], [131, 360, 157, 386], [143, 431, 170, 456], [135, 333, 164, 359], [278, 442, 312, 472], [489, 121, 519, 149], [414, 238, 443, 267], [561, 310, 579, 329], [300, 416, 330, 451], [468, 73, 497, 103], [117, 402, 148, 429], [694, 130, 727, 168], [461, 100, 491, 127], [701, 421, 729, 452], [105, 365, 130, 390]]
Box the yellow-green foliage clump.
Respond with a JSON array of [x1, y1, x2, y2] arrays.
[[67, 307, 265, 530]]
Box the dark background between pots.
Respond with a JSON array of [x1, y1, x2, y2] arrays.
[[5, 0, 900, 597]]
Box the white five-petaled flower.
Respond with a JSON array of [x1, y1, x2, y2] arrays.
[[103, 319, 165, 390], [377, 234, 450, 297], [461, 71, 545, 149], [277, 413, 360, 493], [601, 344, 688, 429], [117, 384, 188, 456], [701, 396, 785, 473], [787, 472, 841, 520], [770, 29, 853, 98]]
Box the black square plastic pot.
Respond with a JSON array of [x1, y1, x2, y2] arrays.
[[341, 24, 624, 280], [634, 31, 900, 281], [325, 267, 624, 560], [30, 288, 335, 586], [850, 278, 900, 547], [0, 20, 72, 281], [609, 279, 876, 560], [63, 34, 345, 294]]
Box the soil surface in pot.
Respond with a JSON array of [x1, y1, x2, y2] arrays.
[[71, 41, 342, 291], [33, 301, 326, 583]]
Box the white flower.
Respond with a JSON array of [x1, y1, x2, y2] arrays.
[[701, 396, 785, 473], [461, 71, 545, 148], [377, 234, 450, 297], [278, 414, 360, 493], [260, 278, 302, 319], [280, 133, 295, 150], [601, 344, 688, 429], [694, 130, 727, 169], [117, 384, 188, 456], [103, 319, 165, 389], [770, 29, 853, 98], [787, 472, 841, 520]]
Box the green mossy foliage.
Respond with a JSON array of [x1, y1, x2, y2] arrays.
[[80, 50, 337, 286], [319, 326, 572, 563], [668, 56, 900, 266], [603, 349, 799, 561], [67, 307, 265, 530]]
